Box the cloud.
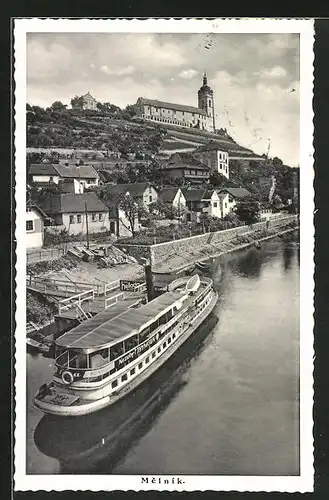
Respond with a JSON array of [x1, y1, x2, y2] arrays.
[[26, 32, 300, 165], [262, 66, 288, 78], [178, 69, 198, 79], [100, 65, 136, 76]]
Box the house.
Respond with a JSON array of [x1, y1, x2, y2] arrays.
[[193, 141, 229, 179], [218, 187, 252, 215], [29, 164, 99, 193], [135, 72, 216, 132], [103, 193, 141, 238], [103, 182, 158, 210], [182, 188, 222, 221], [26, 203, 51, 249], [158, 187, 186, 212], [72, 91, 98, 111], [160, 153, 210, 184], [38, 192, 110, 235]]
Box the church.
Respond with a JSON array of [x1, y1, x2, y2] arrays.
[[135, 72, 216, 133]]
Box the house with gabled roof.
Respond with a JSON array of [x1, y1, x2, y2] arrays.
[[160, 152, 210, 185], [103, 182, 158, 210], [29, 163, 99, 194], [26, 202, 52, 249], [38, 192, 110, 235], [158, 186, 186, 210], [182, 188, 222, 221], [218, 187, 252, 216]]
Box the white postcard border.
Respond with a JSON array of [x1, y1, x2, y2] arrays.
[[14, 17, 314, 492]]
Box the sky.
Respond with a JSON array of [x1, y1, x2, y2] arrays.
[[26, 32, 300, 166]]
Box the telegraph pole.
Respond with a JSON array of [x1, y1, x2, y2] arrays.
[[85, 201, 90, 249]]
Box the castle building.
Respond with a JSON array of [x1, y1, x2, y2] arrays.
[[135, 72, 216, 133], [72, 92, 98, 111]]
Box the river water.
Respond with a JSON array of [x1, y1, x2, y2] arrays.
[[26, 232, 300, 476]]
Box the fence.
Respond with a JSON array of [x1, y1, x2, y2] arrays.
[[27, 247, 65, 264], [26, 275, 107, 296], [104, 291, 125, 310], [58, 289, 95, 314]]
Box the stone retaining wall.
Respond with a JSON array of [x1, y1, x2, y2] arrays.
[[116, 215, 298, 266]]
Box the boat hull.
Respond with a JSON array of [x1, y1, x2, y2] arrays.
[[34, 290, 218, 417]]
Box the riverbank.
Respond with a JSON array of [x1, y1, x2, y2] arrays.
[[153, 223, 298, 274]]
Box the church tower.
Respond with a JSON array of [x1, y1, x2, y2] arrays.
[[198, 71, 216, 132]]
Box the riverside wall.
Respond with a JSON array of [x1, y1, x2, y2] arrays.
[[116, 215, 299, 267]]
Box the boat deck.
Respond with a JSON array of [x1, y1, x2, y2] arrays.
[[55, 281, 210, 351]]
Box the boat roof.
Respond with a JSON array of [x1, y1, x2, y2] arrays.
[[55, 289, 187, 352]]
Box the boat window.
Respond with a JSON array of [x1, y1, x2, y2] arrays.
[[168, 337, 171, 344], [163, 342, 167, 348], [69, 350, 88, 369], [139, 326, 150, 342], [55, 348, 69, 367], [124, 334, 138, 352], [112, 380, 118, 388], [122, 373, 128, 382], [158, 347, 161, 353], [173, 333, 176, 339], [138, 362, 143, 369], [145, 356, 150, 363], [130, 367, 136, 375], [152, 352, 156, 358], [89, 348, 109, 369], [110, 341, 124, 361]]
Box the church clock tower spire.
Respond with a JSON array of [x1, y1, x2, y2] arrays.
[[198, 70, 216, 133]]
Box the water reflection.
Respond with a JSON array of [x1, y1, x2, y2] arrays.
[[33, 316, 218, 474]]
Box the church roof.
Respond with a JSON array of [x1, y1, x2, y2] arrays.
[[137, 97, 207, 116]]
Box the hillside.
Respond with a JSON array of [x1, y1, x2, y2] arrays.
[[26, 104, 299, 205]]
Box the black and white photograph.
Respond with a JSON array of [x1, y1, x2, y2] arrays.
[[14, 18, 314, 492]]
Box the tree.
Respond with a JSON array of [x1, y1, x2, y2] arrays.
[[51, 101, 67, 112], [116, 193, 147, 238], [70, 95, 84, 109], [235, 197, 261, 225]]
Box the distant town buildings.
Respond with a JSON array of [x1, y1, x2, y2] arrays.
[[103, 182, 158, 211], [136, 72, 216, 132]]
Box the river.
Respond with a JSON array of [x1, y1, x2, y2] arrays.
[[26, 232, 300, 476]]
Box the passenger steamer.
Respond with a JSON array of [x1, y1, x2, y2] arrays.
[[34, 274, 218, 416]]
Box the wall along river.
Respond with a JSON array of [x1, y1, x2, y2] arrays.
[[26, 231, 300, 475]]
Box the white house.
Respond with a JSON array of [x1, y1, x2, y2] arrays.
[[103, 182, 158, 211], [218, 187, 252, 215], [38, 192, 110, 235], [26, 204, 50, 249], [182, 188, 223, 221], [193, 141, 229, 179], [29, 164, 99, 194], [158, 187, 186, 211]]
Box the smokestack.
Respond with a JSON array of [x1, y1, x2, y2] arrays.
[[144, 264, 154, 302]]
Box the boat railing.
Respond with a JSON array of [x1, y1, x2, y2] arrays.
[[103, 280, 121, 296], [58, 289, 95, 314], [104, 291, 125, 310], [26, 275, 105, 296]]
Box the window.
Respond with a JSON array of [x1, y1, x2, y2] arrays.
[[77, 214, 82, 223], [130, 367, 136, 376], [209, 100, 212, 107], [138, 362, 143, 370], [26, 220, 33, 231], [112, 380, 118, 389], [152, 352, 156, 358], [49, 176, 53, 182], [91, 214, 96, 222], [158, 347, 161, 353], [149, 195, 152, 203], [225, 203, 227, 208], [69, 215, 75, 224], [172, 333, 176, 339], [121, 373, 128, 382], [145, 356, 150, 364], [213, 202, 217, 208], [99, 213, 103, 222], [163, 342, 167, 348], [168, 337, 172, 344]]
